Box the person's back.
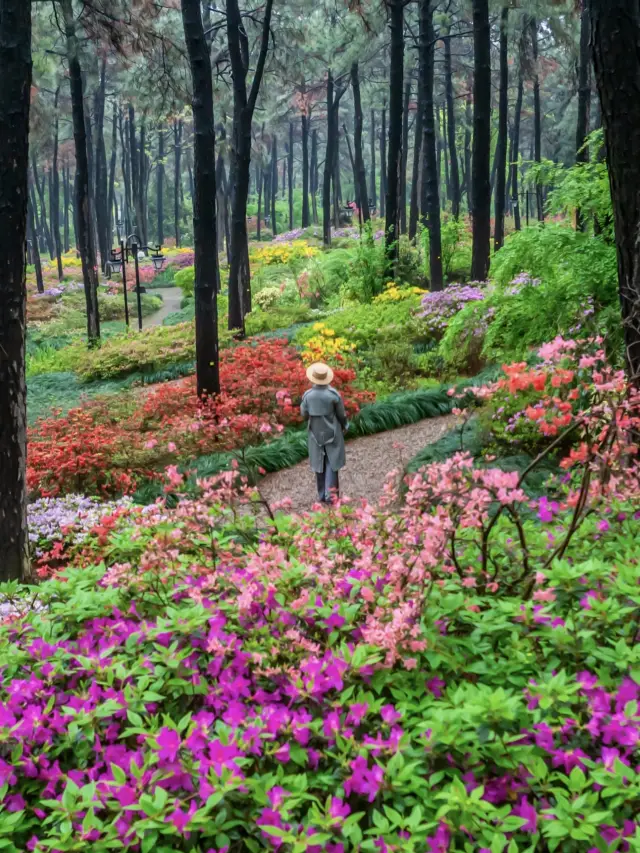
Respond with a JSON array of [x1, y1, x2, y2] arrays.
[[301, 363, 347, 503]]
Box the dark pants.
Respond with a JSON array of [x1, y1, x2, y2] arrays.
[[316, 453, 339, 503]]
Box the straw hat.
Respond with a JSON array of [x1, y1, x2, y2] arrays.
[[306, 362, 334, 386]]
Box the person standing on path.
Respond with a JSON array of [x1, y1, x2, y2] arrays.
[[301, 362, 348, 504]]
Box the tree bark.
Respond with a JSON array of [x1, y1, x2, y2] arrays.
[[400, 80, 411, 233], [173, 119, 183, 246], [408, 75, 423, 241], [94, 58, 109, 271], [107, 101, 118, 251], [0, 0, 31, 580], [32, 155, 54, 258], [494, 6, 509, 251], [590, 0, 640, 381], [441, 105, 450, 209], [180, 0, 220, 397], [63, 160, 70, 252], [351, 62, 370, 223], [463, 92, 472, 211], [323, 72, 348, 246], [226, 0, 274, 332], [380, 103, 387, 220], [157, 126, 165, 246], [575, 0, 591, 231], [470, 0, 491, 281], [511, 52, 524, 231], [370, 108, 377, 212], [51, 87, 64, 280], [119, 110, 132, 237], [28, 179, 44, 293], [444, 33, 461, 218], [301, 112, 310, 228], [385, 0, 403, 270], [288, 120, 294, 230], [61, 0, 100, 342], [271, 133, 278, 236], [419, 0, 443, 290], [530, 17, 544, 222], [311, 127, 319, 225], [128, 103, 144, 238], [139, 114, 149, 246]]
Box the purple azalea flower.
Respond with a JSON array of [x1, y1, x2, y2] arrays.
[[512, 797, 537, 833], [156, 727, 181, 763]]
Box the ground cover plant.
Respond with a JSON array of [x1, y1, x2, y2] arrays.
[[2, 345, 639, 852], [26, 338, 372, 499]]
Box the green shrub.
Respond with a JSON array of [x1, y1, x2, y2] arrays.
[[174, 265, 195, 298]]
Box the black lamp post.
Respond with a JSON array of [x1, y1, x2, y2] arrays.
[[127, 233, 144, 332], [150, 245, 166, 272], [109, 238, 165, 332]]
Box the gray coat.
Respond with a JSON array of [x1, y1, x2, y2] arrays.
[[301, 385, 348, 473]]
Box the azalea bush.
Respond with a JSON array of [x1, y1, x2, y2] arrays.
[[27, 339, 372, 498], [250, 240, 320, 268], [2, 367, 639, 850]]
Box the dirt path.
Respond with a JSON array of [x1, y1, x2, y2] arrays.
[[143, 286, 183, 328], [259, 414, 458, 513]]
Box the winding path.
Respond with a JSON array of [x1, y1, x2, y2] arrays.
[[142, 286, 183, 328], [259, 413, 458, 513]]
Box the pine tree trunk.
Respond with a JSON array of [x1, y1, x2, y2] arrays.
[[380, 104, 387, 220], [370, 108, 377, 212], [494, 6, 509, 251], [271, 133, 278, 236], [129, 104, 143, 237], [351, 62, 370, 223], [119, 111, 132, 237], [180, 0, 220, 397], [471, 0, 491, 281], [139, 115, 149, 246], [444, 33, 461, 218], [94, 58, 109, 270], [301, 112, 310, 227], [400, 80, 411, 233], [575, 0, 591, 231], [408, 79, 423, 241], [107, 102, 118, 250], [333, 126, 341, 228], [441, 105, 450, 208], [288, 121, 294, 230], [173, 119, 183, 246], [0, 0, 31, 581], [511, 58, 524, 231], [385, 0, 403, 270], [32, 155, 54, 258], [51, 88, 64, 280], [590, 0, 640, 381], [28, 182, 44, 293], [464, 92, 472, 211], [157, 127, 165, 246], [530, 17, 544, 222], [61, 0, 100, 342], [257, 162, 263, 241], [419, 0, 443, 290], [63, 161, 70, 252], [323, 71, 335, 246], [311, 127, 319, 225]]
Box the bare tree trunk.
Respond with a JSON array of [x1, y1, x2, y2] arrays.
[[575, 0, 591, 231], [408, 78, 423, 241], [590, 0, 640, 381], [494, 6, 509, 251], [380, 103, 387, 219], [311, 127, 319, 225], [32, 155, 54, 258], [0, 0, 31, 580], [63, 160, 70, 252], [530, 17, 544, 222], [94, 58, 109, 271], [51, 87, 64, 279], [173, 118, 183, 246], [288, 120, 294, 230], [470, 0, 491, 281], [61, 0, 100, 342], [180, 0, 220, 396], [301, 111, 310, 227], [351, 62, 370, 222], [157, 126, 165, 246], [419, 0, 443, 290], [400, 80, 411, 233], [370, 108, 377, 212], [511, 51, 524, 231], [444, 32, 460, 217], [107, 101, 118, 250], [271, 133, 278, 236], [28, 181, 44, 293]]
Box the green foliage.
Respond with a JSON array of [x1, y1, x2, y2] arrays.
[[174, 265, 195, 298], [440, 224, 619, 367], [343, 223, 386, 303], [419, 216, 472, 281], [253, 285, 282, 311]]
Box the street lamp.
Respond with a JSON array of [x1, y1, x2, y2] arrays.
[[150, 245, 165, 272], [127, 234, 144, 331]]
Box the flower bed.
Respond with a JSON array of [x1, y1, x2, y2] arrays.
[[2, 367, 639, 850], [27, 339, 372, 498]]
